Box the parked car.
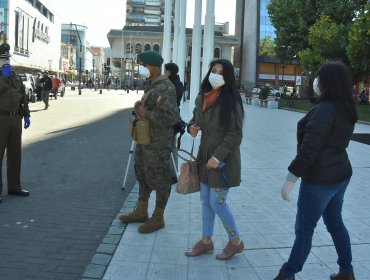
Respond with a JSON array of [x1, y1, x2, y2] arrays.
[[19, 73, 35, 100], [269, 88, 282, 96]]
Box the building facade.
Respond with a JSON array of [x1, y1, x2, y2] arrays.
[[0, 0, 61, 73], [107, 25, 238, 88], [126, 0, 164, 26], [234, 0, 303, 90]]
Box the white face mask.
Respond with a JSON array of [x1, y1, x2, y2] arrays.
[[313, 77, 321, 96], [139, 65, 151, 79], [208, 72, 225, 89]]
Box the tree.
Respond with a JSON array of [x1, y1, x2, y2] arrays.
[[268, 0, 368, 76], [299, 15, 349, 76], [259, 36, 276, 56], [346, 3, 370, 82]]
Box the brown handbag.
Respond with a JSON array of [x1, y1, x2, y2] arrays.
[[176, 138, 200, 194]]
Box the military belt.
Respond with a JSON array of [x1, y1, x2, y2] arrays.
[[0, 111, 19, 116]]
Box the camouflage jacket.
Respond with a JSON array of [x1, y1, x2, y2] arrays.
[[0, 72, 30, 117], [141, 74, 179, 146]]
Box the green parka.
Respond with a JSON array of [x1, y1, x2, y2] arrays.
[[188, 93, 243, 188]]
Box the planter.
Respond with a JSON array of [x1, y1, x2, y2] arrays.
[[246, 97, 252, 105], [267, 100, 278, 109], [251, 97, 260, 106]]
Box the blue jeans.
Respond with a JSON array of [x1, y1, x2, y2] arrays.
[[280, 179, 353, 277], [200, 183, 240, 240]]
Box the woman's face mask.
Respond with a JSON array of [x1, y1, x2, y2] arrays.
[[208, 72, 225, 89], [313, 77, 321, 96], [139, 65, 151, 79]]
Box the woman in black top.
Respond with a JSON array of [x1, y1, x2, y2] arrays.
[[274, 62, 358, 280]]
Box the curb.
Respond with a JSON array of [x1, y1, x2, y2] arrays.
[[81, 184, 139, 280]]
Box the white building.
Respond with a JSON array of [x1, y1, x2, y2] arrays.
[[1, 0, 61, 73]]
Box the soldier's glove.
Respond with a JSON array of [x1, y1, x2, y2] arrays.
[[281, 172, 299, 201], [24, 116, 31, 129]]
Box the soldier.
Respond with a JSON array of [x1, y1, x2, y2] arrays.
[[0, 43, 30, 203], [119, 50, 179, 233]]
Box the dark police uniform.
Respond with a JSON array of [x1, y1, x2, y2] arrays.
[[0, 44, 30, 202]]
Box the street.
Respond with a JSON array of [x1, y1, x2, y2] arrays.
[[0, 88, 140, 280]]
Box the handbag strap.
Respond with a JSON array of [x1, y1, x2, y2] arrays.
[[177, 137, 197, 162]]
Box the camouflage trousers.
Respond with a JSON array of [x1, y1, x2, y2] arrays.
[[134, 143, 172, 209]]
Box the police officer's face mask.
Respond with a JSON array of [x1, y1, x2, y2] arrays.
[[0, 58, 13, 78], [139, 65, 151, 79]]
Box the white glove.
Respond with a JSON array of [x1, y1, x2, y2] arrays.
[[281, 172, 299, 201]]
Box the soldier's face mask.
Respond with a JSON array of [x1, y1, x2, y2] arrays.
[[139, 65, 151, 79]]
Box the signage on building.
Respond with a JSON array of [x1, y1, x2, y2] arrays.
[[35, 28, 50, 44], [278, 75, 295, 81], [295, 76, 302, 86], [259, 73, 275, 80]]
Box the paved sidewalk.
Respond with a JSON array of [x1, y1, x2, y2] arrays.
[[88, 102, 370, 280]]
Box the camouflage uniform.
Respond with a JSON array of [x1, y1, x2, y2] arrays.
[[135, 74, 179, 208], [0, 72, 30, 195]]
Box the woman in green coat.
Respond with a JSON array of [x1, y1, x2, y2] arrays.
[[185, 59, 245, 260]]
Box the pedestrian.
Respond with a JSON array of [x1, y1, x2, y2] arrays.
[[40, 70, 52, 110], [274, 61, 358, 280], [185, 59, 245, 260], [52, 75, 61, 99], [34, 72, 42, 101], [119, 50, 179, 233], [359, 90, 367, 105], [164, 62, 184, 106], [0, 43, 31, 203], [164, 62, 185, 184]]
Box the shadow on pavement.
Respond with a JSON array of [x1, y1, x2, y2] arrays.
[[0, 108, 136, 280]]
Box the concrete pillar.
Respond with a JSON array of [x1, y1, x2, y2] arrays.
[[189, 0, 202, 112], [201, 0, 215, 79], [242, 0, 258, 86], [162, 0, 172, 65], [172, 0, 180, 62], [178, 0, 187, 84]]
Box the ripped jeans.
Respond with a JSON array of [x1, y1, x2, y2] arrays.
[[200, 183, 240, 240]]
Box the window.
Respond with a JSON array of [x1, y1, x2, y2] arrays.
[[214, 48, 221, 58], [126, 43, 133, 54], [144, 43, 151, 51], [135, 43, 142, 54], [153, 44, 160, 52]]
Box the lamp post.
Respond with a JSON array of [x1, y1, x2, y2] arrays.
[[93, 58, 96, 90]]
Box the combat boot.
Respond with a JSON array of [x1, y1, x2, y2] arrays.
[[119, 200, 149, 223], [138, 207, 165, 233]]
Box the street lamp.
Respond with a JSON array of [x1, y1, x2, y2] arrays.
[[93, 58, 96, 90]]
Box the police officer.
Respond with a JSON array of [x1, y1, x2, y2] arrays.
[[119, 51, 179, 233], [0, 43, 30, 203]]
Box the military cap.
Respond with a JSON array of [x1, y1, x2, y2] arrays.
[[0, 43, 11, 59], [164, 63, 179, 74], [138, 50, 163, 66]]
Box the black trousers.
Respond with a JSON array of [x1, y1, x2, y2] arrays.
[[0, 115, 22, 195]]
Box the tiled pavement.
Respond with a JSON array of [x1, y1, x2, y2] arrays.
[[84, 101, 370, 280]]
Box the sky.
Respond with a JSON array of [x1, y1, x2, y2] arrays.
[[44, 0, 236, 47]]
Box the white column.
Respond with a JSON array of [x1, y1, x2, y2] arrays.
[[189, 0, 202, 112], [162, 0, 172, 65], [178, 0, 187, 84], [242, 0, 258, 85], [201, 0, 215, 79], [172, 0, 180, 62]]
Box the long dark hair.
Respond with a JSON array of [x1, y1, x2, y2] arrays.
[[316, 61, 358, 124], [200, 59, 244, 127]]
